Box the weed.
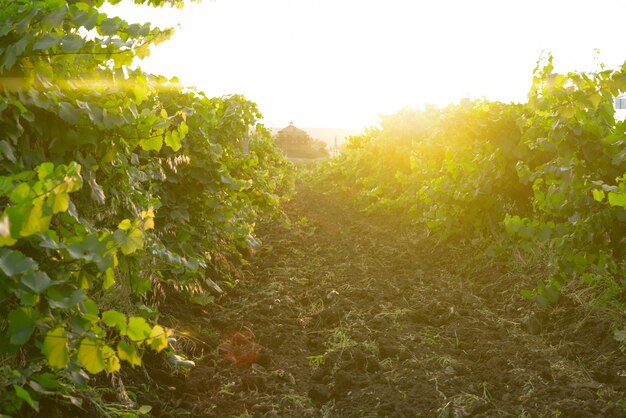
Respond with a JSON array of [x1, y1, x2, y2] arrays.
[[306, 355, 325, 367]]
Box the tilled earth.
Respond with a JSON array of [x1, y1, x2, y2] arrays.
[[142, 186, 625, 417]]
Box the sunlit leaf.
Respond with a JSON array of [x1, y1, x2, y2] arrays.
[[42, 327, 69, 370], [117, 340, 141, 366], [592, 189, 605, 202], [102, 345, 120, 373], [149, 325, 168, 352], [37, 162, 54, 180], [608, 192, 626, 208], [103, 268, 115, 290], [20, 198, 52, 236], [117, 219, 132, 231], [127, 317, 151, 343], [50, 191, 70, 213], [114, 228, 144, 255], [102, 310, 127, 335], [165, 130, 181, 151], [139, 136, 163, 152], [77, 337, 105, 374]]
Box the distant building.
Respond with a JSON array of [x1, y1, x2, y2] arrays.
[[274, 122, 329, 159], [616, 95, 626, 120]]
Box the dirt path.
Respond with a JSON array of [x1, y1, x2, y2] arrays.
[[146, 186, 625, 417]]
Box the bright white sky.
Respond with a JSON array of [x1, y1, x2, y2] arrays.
[[103, 0, 626, 129]]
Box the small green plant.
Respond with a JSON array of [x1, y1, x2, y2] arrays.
[[306, 355, 325, 367]]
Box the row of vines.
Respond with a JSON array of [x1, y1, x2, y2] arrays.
[[316, 57, 626, 314], [0, 0, 291, 415]]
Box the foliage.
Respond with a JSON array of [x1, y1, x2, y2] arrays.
[[0, 0, 290, 415], [314, 56, 626, 308], [316, 101, 530, 238], [506, 56, 626, 306]]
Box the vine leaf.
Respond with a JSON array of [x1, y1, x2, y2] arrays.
[[8, 307, 39, 345], [42, 327, 69, 370], [0, 249, 37, 276], [77, 337, 105, 374], [127, 317, 152, 342], [21, 270, 52, 294], [149, 325, 169, 352], [608, 192, 626, 208], [139, 136, 163, 152], [117, 340, 141, 366], [165, 130, 181, 151], [13, 385, 39, 412], [102, 310, 127, 335], [21, 198, 52, 237], [114, 228, 144, 255]]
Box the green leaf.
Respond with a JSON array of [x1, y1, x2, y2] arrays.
[[113, 228, 144, 255], [117, 340, 141, 366], [37, 162, 54, 180], [32, 34, 61, 51], [42, 4, 67, 30], [50, 191, 70, 213], [0, 249, 38, 276], [100, 17, 121, 36], [138, 405, 152, 415], [10, 183, 32, 204], [102, 310, 127, 335], [13, 385, 39, 412], [28, 380, 55, 395], [20, 198, 52, 236], [117, 219, 132, 231], [103, 345, 120, 373], [608, 192, 626, 208], [103, 268, 115, 290], [592, 189, 605, 202], [8, 307, 39, 345], [0, 140, 16, 162], [543, 285, 560, 304], [60, 34, 84, 53], [59, 102, 80, 124], [149, 324, 168, 352], [0, 44, 17, 71], [589, 93, 602, 108], [127, 317, 151, 342], [77, 337, 105, 374], [42, 327, 69, 370], [81, 299, 100, 323], [21, 270, 52, 293], [165, 130, 181, 151], [66, 233, 107, 263], [139, 136, 163, 152]]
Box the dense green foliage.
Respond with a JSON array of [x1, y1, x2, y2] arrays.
[[316, 57, 626, 310], [317, 102, 529, 237], [0, 0, 290, 415]]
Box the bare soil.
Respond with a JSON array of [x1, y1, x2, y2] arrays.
[[138, 185, 626, 417]]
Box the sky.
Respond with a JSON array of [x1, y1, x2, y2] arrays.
[[103, 0, 626, 130]]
